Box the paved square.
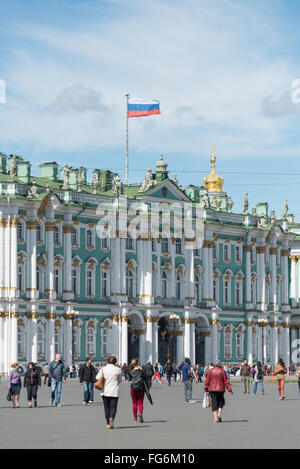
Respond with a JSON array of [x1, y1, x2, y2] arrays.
[[0, 377, 299, 449]]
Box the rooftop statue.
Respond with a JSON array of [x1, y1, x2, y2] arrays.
[[62, 164, 70, 190], [9, 155, 17, 182], [27, 180, 38, 199], [139, 168, 155, 193], [112, 175, 124, 196], [215, 194, 222, 211], [243, 193, 249, 215], [270, 210, 276, 224], [281, 199, 288, 220], [227, 196, 234, 213], [77, 171, 84, 193], [91, 173, 99, 194]]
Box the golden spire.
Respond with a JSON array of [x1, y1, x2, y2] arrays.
[[203, 147, 224, 193]]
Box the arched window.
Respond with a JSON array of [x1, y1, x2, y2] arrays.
[[18, 265, 24, 293], [224, 327, 232, 358], [176, 274, 181, 300], [224, 243, 230, 262], [72, 269, 79, 296], [101, 234, 108, 250], [175, 239, 182, 255], [236, 332, 244, 357], [17, 326, 25, 355], [36, 224, 42, 242], [86, 270, 93, 297], [71, 229, 77, 246], [162, 271, 167, 299], [162, 238, 169, 254], [126, 234, 133, 250], [86, 327, 95, 356], [53, 227, 60, 244], [235, 278, 242, 306], [224, 275, 231, 305], [86, 229, 93, 248], [213, 243, 218, 260], [126, 268, 133, 297], [101, 270, 108, 298], [37, 325, 44, 356], [194, 274, 200, 302], [17, 223, 23, 241], [54, 268, 61, 294], [213, 275, 219, 304], [235, 245, 241, 263]]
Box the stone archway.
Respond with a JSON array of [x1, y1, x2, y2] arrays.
[[158, 316, 175, 365], [195, 317, 208, 365], [128, 313, 143, 363]]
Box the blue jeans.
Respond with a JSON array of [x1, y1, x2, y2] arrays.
[[51, 379, 62, 404], [83, 381, 94, 403], [253, 381, 264, 394], [184, 380, 192, 400]]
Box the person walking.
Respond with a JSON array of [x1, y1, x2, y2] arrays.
[[204, 359, 233, 423], [129, 358, 146, 423], [79, 358, 97, 406], [144, 362, 154, 389], [24, 362, 41, 408], [152, 363, 161, 384], [9, 363, 22, 409], [172, 363, 178, 383], [252, 361, 265, 395], [49, 354, 67, 407], [182, 358, 196, 403], [43, 363, 49, 386], [240, 359, 252, 394], [164, 359, 173, 386], [274, 358, 287, 400], [97, 356, 122, 429]]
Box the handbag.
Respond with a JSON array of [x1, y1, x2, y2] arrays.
[[202, 393, 211, 409], [7, 388, 12, 402], [95, 372, 104, 391]]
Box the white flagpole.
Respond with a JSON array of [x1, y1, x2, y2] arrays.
[[126, 93, 129, 185]]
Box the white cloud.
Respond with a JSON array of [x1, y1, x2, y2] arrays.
[[0, 0, 297, 160]]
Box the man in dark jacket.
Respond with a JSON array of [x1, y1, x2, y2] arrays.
[[49, 354, 67, 407], [164, 360, 173, 386], [240, 360, 252, 394], [144, 362, 154, 389], [79, 358, 97, 406], [24, 362, 41, 407]]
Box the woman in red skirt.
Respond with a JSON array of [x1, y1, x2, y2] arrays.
[[129, 358, 146, 423]]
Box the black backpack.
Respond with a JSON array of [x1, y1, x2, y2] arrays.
[[130, 370, 144, 391]]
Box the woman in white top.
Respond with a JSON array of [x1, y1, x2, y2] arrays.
[[96, 356, 122, 429]]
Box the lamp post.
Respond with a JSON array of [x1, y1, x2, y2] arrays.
[[169, 314, 179, 364], [70, 309, 79, 365]]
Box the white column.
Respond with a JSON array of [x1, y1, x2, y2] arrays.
[[270, 245, 277, 308], [121, 310, 128, 364], [208, 243, 214, 303], [137, 239, 144, 299], [139, 331, 146, 364], [283, 321, 290, 365], [64, 313, 73, 366], [190, 320, 196, 364], [0, 312, 4, 374], [257, 327, 262, 363], [31, 312, 39, 364], [45, 215, 56, 300], [10, 312, 18, 365], [156, 240, 162, 299], [10, 218, 18, 299], [4, 217, 10, 300], [203, 241, 209, 302], [177, 331, 184, 364], [273, 323, 279, 364], [185, 241, 195, 302], [247, 318, 253, 364], [111, 315, 119, 358], [169, 239, 176, 300], [153, 318, 158, 363], [0, 215, 5, 298], [281, 246, 290, 312], [63, 215, 74, 301], [3, 314, 8, 374], [211, 321, 218, 363], [184, 316, 191, 359], [48, 309, 56, 362], [257, 245, 266, 311], [290, 256, 297, 307], [142, 239, 153, 305], [145, 312, 153, 363], [245, 246, 252, 310], [120, 238, 126, 295]]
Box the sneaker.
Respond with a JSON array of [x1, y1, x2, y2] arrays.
[[189, 400, 196, 403], [184, 399, 189, 403], [139, 414, 144, 423], [34, 401, 37, 407], [50, 400, 54, 406], [109, 418, 114, 429], [83, 402, 87, 406], [89, 401, 93, 404], [28, 403, 32, 408]]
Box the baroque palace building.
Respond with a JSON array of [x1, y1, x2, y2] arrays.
[[0, 150, 299, 375]]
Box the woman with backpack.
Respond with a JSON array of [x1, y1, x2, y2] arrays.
[[23, 362, 41, 407], [252, 361, 265, 395], [129, 358, 146, 423]]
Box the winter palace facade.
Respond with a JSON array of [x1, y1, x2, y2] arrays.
[[0, 151, 299, 375]]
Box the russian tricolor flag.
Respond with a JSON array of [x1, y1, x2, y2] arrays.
[[128, 98, 161, 118]]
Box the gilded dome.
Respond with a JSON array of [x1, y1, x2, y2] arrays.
[[203, 153, 224, 193]]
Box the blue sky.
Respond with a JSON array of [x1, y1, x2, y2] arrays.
[[1, 0, 300, 216]]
